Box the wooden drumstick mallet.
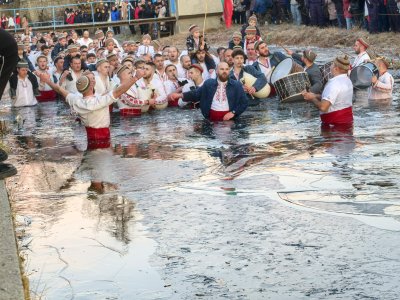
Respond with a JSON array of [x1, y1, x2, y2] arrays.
[[240, 78, 255, 100]]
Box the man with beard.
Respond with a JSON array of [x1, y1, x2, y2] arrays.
[[245, 42, 257, 65], [223, 48, 234, 68], [191, 49, 216, 81], [178, 64, 205, 108], [164, 64, 188, 106], [177, 55, 191, 79], [169, 62, 248, 121], [154, 53, 168, 83], [60, 56, 84, 94], [351, 38, 370, 68], [252, 41, 287, 83], [135, 61, 168, 110], [164, 46, 180, 67]]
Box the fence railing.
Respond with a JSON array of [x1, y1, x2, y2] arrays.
[[1, 1, 176, 33]]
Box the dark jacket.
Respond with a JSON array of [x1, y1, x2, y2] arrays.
[[51, 42, 67, 61], [228, 40, 244, 50], [182, 78, 248, 120], [63, 54, 88, 71], [186, 34, 209, 54], [229, 65, 267, 92], [292, 53, 323, 94]]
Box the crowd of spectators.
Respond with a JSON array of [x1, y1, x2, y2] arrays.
[[234, 0, 400, 33]]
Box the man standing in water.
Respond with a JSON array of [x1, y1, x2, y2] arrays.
[[352, 38, 370, 69], [38, 70, 144, 150], [302, 55, 353, 128], [169, 62, 248, 122]]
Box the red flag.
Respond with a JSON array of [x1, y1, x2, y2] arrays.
[[223, 0, 233, 28]]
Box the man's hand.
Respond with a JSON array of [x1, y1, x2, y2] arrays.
[[134, 68, 145, 79], [302, 90, 316, 102], [247, 86, 256, 95], [60, 70, 70, 83], [169, 92, 182, 102], [371, 75, 378, 84], [223, 112, 235, 121], [38, 72, 51, 84]]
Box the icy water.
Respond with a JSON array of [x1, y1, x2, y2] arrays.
[[3, 51, 400, 299]]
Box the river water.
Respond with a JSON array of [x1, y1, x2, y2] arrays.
[[2, 48, 400, 299]]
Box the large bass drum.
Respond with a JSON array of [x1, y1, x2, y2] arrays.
[[241, 72, 271, 98], [319, 61, 333, 86], [270, 57, 303, 84], [274, 72, 311, 103], [350, 62, 379, 89]]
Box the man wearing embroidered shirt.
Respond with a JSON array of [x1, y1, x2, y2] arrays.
[[302, 55, 353, 126], [369, 57, 394, 101], [38, 69, 144, 150], [169, 62, 248, 121]]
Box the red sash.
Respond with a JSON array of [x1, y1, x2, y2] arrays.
[[168, 98, 179, 107], [120, 108, 142, 117], [85, 127, 111, 150], [209, 109, 229, 122], [320, 106, 353, 125], [36, 90, 57, 102], [269, 85, 276, 97], [109, 104, 114, 113]]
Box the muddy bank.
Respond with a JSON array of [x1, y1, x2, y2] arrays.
[[158, 24, 400, 58]]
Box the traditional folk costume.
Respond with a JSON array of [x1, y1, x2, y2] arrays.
[[320, 57, 353, 126], [35, 65, 58, 102], [61, 69, 84, 94], [66, 76, 117, 150], [13, 62, 38, 107], [118, 84, 150, 116], [368, 71, 394, 100], [182, 78, 248, 121], [135, 76, 168, 110], [164, 77, 188, 107], [178, 79, 203, 108]]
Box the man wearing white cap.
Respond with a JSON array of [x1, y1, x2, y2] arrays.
[[38, 69, 144, 150]]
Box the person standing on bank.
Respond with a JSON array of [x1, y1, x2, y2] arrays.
[[169, 62, 248, 122], [302, 55, 353, 127]]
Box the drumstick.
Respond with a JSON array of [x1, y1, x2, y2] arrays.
[[339, 49, 355, 59]]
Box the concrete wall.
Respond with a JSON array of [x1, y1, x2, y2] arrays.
[[175, 0, 223, 33]]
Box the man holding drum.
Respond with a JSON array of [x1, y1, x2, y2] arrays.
[[368, 57, 394, 102], [253, 41, 287, 83], [302, 55, 353, 127], [284, 48, 323, 94], [352, 38, 370, 68]]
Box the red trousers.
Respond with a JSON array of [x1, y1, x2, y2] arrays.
[[120, 108, 141, 117], [36, 90, 57, 102], [209, 109, 229, 122], [85, 127, 111, 150], [320, 106, 353, 125]]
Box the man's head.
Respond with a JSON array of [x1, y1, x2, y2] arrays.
[[96, 59, 110, 76], [83, 30, 90, 38], [116, 65, 132, 81], [144, 62, 156, 79], [107, 53, 119, 68], [68, 44, 80, 57], [105, 39, 115, 52], [54, 56, 64, 71], [36, 55, 48, 70], [80, 46, 88, 60], [16, 61, 29, 78], [223, 48, 234, 67], [332, 55, 350, 76], [232, 49, 247, 68], [232, 31, 242, 45], [59, 36, 67, 46], [376, 57, 390, 73], [217, 62, 230, 82], [180, 55, 191, 70], [76, 73, 95, 95], [41, 45, 50, 56], [302, 49, 316, 65], [122, 57, 135, 70], [168, 46, 179, 62], [354, 38, 369, 54], [246, 42, 256, 60], [165, 64, 178, 80], [96, 47, 105, 59], [87, 53, 96, 64], [70, 56, 82, 72], [255, 41, 269, 57], [188, 64, 203, 81], [153, 53, 165, 70], [195, 50, 206, 63]]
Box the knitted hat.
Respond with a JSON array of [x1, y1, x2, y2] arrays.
[[122, 56, 135, 64], [245, 26, 257, 34], [189, 63, 203, 73], [165, 64, 177, 71], [357, 38, 369, 49], [106, 53, 117, 60], [188, 24, 200, 33], [96, 58, 108, 69], [76, 75, 91, 93], [248, 15, 257, 23], [106, 29, 113, 35], [116, 65, 129, 77], [127, 41, 137, 46], [232, 45, 243, 50], [95, 29, 104, 38], [17, 60, 29, 68], [104, 38, 115, 47], [232, 31, 242, 40], [303, 49, 317, 62], [67, 44, 79, 51], [376, 56, 390, 68], [142, 34, 151, 40], [334, 55, 350, 71], [254, 40, 265, 51], [232, 48, 247, 60]]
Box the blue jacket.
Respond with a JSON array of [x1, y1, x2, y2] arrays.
[[229, 65, 267, 92], [252, 51, 288, 71], [111, 10, 120, 21], [182, 78, 248, 120]]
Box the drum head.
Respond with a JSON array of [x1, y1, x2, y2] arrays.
[[350, 63, 377, 89], [271, 58, 293, 84]]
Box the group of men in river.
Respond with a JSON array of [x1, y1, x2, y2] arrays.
[[0, 23, 395, 163]]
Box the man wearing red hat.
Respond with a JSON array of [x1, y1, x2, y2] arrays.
[[352, 38, 370, 68]]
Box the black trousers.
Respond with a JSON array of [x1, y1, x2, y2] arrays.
[[0, 29, 18, 100]]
